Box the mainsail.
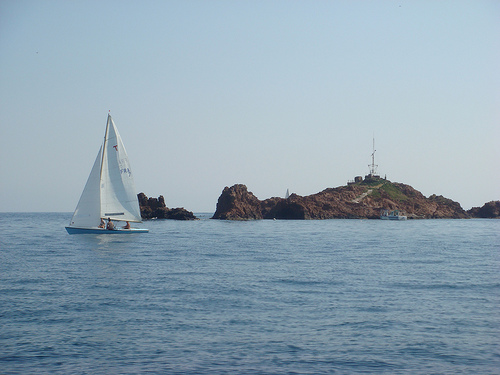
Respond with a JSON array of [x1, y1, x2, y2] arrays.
[[100, 115, 142, 223], [68, 114, 142, 228]]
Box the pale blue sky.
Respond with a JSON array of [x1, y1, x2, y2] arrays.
[[1, 0, 499, 212]]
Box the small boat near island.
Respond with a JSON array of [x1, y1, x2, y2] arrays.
[[380, 209, 407, 220], [66, 114, 148, 234]]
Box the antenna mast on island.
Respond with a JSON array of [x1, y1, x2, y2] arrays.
[[368, 137, 378, 177]]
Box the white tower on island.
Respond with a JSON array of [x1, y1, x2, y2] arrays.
[[367, 137, 379, 179]]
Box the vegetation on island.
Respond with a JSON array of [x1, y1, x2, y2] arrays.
[[211, 178, 488, 220], [138, 179, 498, 221]]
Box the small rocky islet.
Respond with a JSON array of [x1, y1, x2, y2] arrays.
[[211, 178, 499, 220], [137, 180, 499, 221], [138, 139, 498, 220], [137, 193, 198, 220]]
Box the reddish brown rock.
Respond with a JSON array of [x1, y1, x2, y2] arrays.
[[212, 180, 470, 220], [138, 193, 197, 220], [467, 201, 500, 218], [212, 184, 263, 220]]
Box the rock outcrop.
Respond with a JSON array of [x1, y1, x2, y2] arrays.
[[212, 185, 263, 220], [212, 180, 470, 220], [138, 193, 197, 220], [467, 201, 500, 218]]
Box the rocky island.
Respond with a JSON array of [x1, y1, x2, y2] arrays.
[[138, 193, 197, 220], [212, 178, 487, 220], [467, 201, 500, 218]]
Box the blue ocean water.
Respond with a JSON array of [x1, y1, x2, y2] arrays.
[[0, 213, 499, 374]]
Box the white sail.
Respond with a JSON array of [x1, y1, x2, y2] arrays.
[[69, 146, 102, 228], [67, 114, 144, 231], [100, 115, 142, 223]]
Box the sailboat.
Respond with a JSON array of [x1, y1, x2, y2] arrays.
[[66, 114, 148, 234]]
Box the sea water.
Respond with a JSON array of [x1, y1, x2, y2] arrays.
[[0, 213, 499, 374]]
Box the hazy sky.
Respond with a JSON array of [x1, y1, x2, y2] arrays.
[[1, 0, 499, 212]]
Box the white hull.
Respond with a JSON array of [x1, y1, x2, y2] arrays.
[[65, 226, 149, 234], [380, 209, 407, 220], [380, 215, 407, 220]]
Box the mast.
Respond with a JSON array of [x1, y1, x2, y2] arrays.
[[100, 114, 111, 180], [98, 114, 111, 219], [368, 136, 378, 177]]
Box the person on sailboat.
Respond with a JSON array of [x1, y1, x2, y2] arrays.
[[106, 218, 115, 230], [98, 218, 105, 228], [123, 221, 130, 229]]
